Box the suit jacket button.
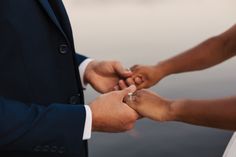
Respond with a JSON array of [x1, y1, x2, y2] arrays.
[[59, 44, 69, 54], [42, 145, 50, 152], [58, 147, 65, 154], [69, 94, 81, 104], [50, 146, 58, 153], [33, 145, 41, 152]]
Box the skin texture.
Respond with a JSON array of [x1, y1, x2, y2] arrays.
[[126, 91, 236, 130], [129, 24, 236, 89], [128, 64, 166, 89], [90, 85, 139, 132], [84, 60, 132, 93], [125, 24, 236, 130], [83, 60, 139, 132], [125, 90, 173, 122]]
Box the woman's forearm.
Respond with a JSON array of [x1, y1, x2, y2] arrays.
[[156, 25, 236, 77], [171, 96, 236, 130]]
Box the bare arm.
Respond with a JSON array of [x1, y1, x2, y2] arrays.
[[125, 25, 236, 130], [128, 24, 236, 89], [172, 96, 236, 130], [159, 24, 236, 76], [126, 90, 236, 130]]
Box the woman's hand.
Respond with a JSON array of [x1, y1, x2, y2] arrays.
[[125, 90, 174, 122], [118, 64, 167, 90]]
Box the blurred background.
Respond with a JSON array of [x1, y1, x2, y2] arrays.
[[64, 0, 236, 156]]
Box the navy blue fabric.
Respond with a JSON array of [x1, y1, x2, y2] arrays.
[[0, 0, 88, 156]]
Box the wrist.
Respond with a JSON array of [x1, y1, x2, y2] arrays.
[[84, 60, 97, 85], [169, 99, 188, 122], [89, 101, 100, 132], [155, 61, 173, 78], [89, 102, 96, 132], [158, 99, 175, 122]]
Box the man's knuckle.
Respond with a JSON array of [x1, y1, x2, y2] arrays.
[[131, 115, 137, 122], [127, 112, 137, 122], [113, 61, 121, 65], [126, 124, 134, 130]]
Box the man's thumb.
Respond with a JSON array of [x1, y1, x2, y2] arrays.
[[119, 85, 136, 97], [114, 63, 132, 78]]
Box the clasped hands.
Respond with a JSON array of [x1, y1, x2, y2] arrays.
[[85, 60, 173, 133]]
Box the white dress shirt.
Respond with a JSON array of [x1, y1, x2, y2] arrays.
[[223, 132, 236, 157], [79, 58, 94, 140]]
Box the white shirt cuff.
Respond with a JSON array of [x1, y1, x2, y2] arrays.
[[83, 105, 92, 140], [79, 58, 94, 89]]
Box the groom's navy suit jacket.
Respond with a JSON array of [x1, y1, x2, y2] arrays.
[[0, 0, 88, 157]]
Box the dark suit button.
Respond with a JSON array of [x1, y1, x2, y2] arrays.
[[33, 145, 42, 152], [59, 44, 69, 54], [50, 146, 58, 153], [69, 94, 81, 104], [58, 147, 65, 154], [42, 145, 50, 152]]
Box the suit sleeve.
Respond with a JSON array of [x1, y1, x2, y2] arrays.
[[75, 53, 88, 67], [0, 97, 86, 155]]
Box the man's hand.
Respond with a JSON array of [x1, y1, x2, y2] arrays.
[[84, 60, 132, 93], [90, 85, 139, 132], [125, 90, 174, 122], [119, 64, 166, 90]]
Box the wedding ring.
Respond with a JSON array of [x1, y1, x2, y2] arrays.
[[126, 68, 131, 72], [128, 92, 134, 101]]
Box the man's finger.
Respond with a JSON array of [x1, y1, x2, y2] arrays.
[[114, 62, 133, 78], [118, 85, 136, 98], [114, 85, 120, 91], [119, 80, 128, 90], [137, 83, 147, 90], [126, 78, 135, 86]]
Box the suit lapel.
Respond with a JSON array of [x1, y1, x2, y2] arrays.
[[48, 0, 75, 46], [37, 0, 69, 42]]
